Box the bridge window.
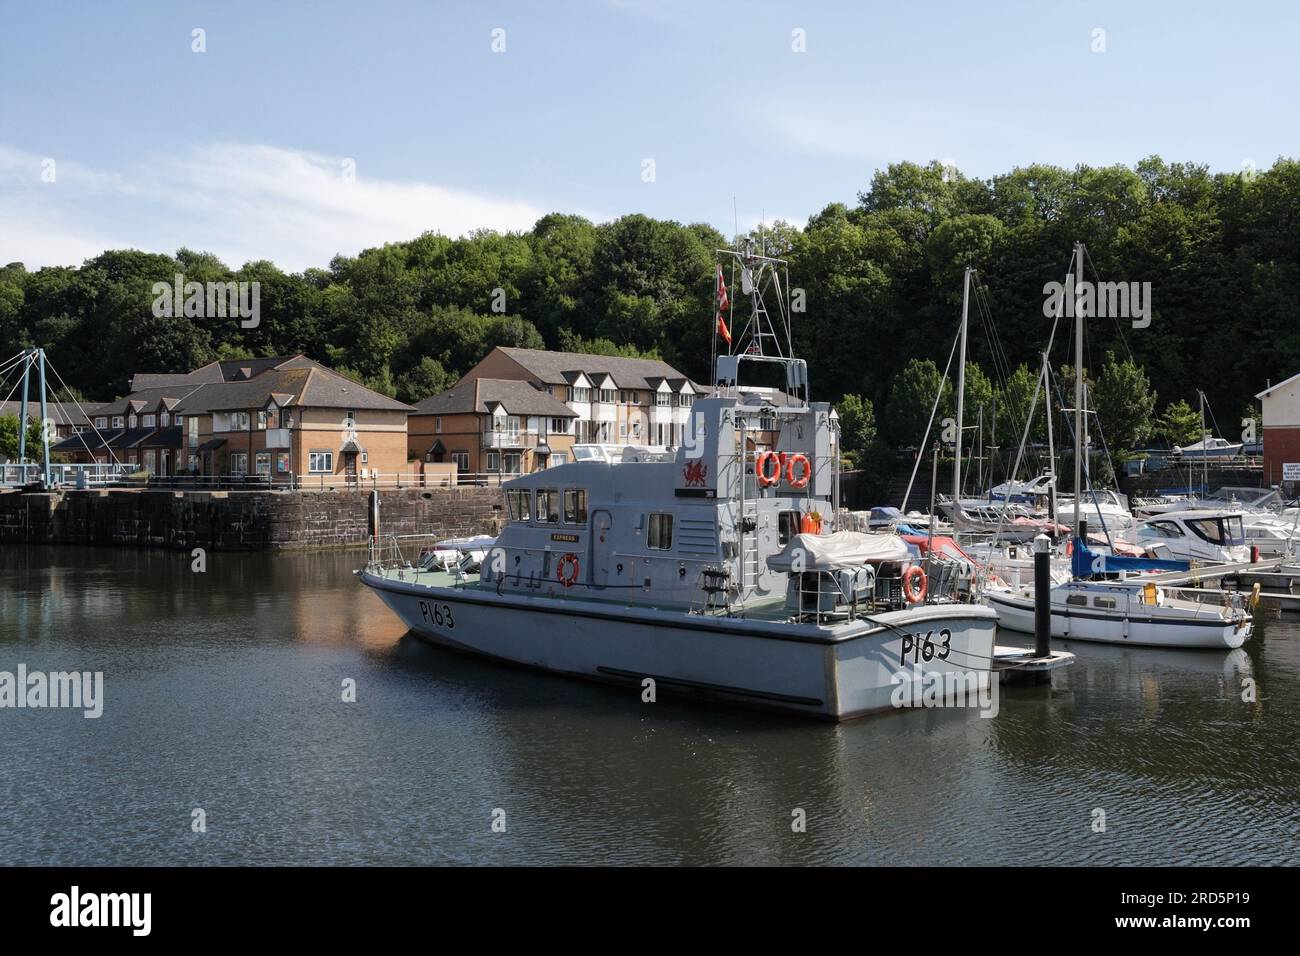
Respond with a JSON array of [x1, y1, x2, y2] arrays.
[[507, 489, 532, 522], [647, 513, 674, 550], [778, 510, 800, 545], [536, 489, 560, 523], [1065, 594, 1088, 607], [564, 489, 587, 524]]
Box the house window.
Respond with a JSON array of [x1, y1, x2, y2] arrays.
[[598, 388, 615, 404], [174, 415, 182, 427], [143, 414, 156, 428], [486, 451, 500, 472], [112, 416, 124, 429], [502, 452, 522, 474], [536, 489, 560, 523], [230, 452, 248, 476], [128, 414, 137, 428], [160, 412, 169, 427], [143, 449, 156, 474], [656, 392, 670, 407], [255, 452, 271, 475], [647, 513, 674, 550], [550, 452, 568, 465], [619, 424, 628, 440], [257, 410, 267, 430], [308, 450, 334, 473], [564, 489, 587, 524], [572, 387, 590, 403], [550, 417, 570, 434], [680, 393, 694, 407], [266, 405, 279, 428], [435, 416, 442, 433], [507, 489, 532, 522], [451, 451, 469, 472]]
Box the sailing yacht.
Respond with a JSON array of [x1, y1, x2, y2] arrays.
[[980, 243, 1255, 650], [360, 244, 998, 719]]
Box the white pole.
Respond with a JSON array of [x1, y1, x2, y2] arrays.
[[954, 266, 971, 507], [1073, 242, 1085, 539]]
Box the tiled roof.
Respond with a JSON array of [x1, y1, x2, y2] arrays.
[[497, 347, 693, 391], [413, 378, 576, 417], [0, 400, 95, 426]]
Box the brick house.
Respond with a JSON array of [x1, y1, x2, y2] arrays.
[[1257, 372, 1300, 488], [421, 347, 702, 457], [54, 355, 413, 484], [409, 377, 577, 477]]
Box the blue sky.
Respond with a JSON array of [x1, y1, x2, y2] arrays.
[[3, 0, 1299, 271]]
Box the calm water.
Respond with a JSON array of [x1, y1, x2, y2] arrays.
[[1, 545, 1298, 866]]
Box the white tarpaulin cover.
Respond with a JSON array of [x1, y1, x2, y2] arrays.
[[767, 531, 909, 572]]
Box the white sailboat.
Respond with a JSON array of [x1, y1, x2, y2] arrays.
[[981, 243, 1254, 650]]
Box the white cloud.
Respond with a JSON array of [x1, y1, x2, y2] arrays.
[[0, 142, 551, 271]]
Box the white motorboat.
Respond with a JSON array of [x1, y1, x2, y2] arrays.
[[1133, 509, 1251, 564], [359, 249, 998, 720]]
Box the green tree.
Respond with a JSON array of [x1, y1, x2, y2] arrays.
[[886, 358, 951, 448], [0, 414, 43, 461], [835, 394, 876, 464], [1157, 399, 1203, 446], [1093, 351, 1157, 453]]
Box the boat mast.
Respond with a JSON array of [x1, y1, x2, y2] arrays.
[[1073, 241, 1085, 539], [1043, 351, 1057, 524], [1199, 389, 1208, 501], [954, 266, 971, 506]]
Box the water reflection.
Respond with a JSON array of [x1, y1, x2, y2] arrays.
[[1, 546, 1297, 865]]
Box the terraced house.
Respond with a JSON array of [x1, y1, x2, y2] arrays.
[[408, 347, 700, 478], [54, 355, 413, 484]]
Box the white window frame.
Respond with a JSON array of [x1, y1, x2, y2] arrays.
[[308, 450, 334, 473]]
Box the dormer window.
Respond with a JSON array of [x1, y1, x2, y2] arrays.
[[598, 388, 615, 404], [142, 414, 155, 428], [127, 414, 137, 428], [160, 411, 170, 426]]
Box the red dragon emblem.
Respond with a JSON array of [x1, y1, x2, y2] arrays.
[[683, 460, 708, 487]]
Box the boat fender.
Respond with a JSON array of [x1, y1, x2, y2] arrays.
[[557, 553, 580, 587], [756, 451, 782, 487], [785, 453, 812, 489], [902, 565, 928, 604], [1250, 582, 1262, 610]]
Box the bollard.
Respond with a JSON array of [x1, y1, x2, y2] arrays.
[[1034, 532, 1052, 658]]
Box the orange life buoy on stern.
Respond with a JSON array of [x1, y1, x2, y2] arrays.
[[756, 451, 782, 487], [556, 553, 580, 587], [902, 566, 928, 604], [785, 453, 811, 489]]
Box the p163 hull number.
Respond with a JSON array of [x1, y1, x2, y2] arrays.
[[418, 600, 455, 630], [899, 628, 951, 665]]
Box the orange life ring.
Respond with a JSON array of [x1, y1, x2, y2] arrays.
[[785, 453, 811, 489], [902, 566, 928, 604], [556, 553, 580, 587], [756, 451, 782, 488]]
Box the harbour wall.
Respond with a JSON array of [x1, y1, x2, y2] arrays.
[[0, 487, 506, 551]]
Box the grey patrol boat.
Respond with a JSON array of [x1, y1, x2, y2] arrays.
[[360, 244, 997, 719]]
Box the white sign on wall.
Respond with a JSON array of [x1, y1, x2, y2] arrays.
[[1283, 462, 1300, 482]]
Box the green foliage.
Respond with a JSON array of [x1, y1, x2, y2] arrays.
[[0, 414, 43, 461], [836, 394, 876, 458], [2, 155, 1299, 434], [1157, 399, 1203, 446], [1093, 351, 1157, 453]]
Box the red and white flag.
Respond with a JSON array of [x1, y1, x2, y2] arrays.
[[715, 264, 732, 348]]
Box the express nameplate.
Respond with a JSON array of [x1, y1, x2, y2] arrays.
[[551, 533, 580, 543]]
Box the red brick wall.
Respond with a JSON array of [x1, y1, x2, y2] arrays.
[[1263, 426, 1300, 484]]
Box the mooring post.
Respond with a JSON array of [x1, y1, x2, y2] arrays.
[[1034, 532, 1051, 658]]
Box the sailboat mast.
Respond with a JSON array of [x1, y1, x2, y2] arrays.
[[1044, 352, 1057, 523], [954, 266, 971, 505], [1200, 389, 1208, 500], [1073, 241, 1085, 539]]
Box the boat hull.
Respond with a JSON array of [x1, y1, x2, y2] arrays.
[[984, 589, 1250, 649], [361, 571, 999, 720]]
